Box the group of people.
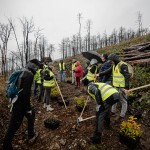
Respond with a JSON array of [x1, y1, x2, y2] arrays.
[[52, 53, 130, 144], [3, 52, 130, 149], [83, 53, 130, 144], [59, 59, 84, 88]]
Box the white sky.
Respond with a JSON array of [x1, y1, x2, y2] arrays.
[[0, 0, 150, 60]]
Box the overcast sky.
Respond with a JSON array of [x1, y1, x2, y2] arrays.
[[0, 0, 150, 59]]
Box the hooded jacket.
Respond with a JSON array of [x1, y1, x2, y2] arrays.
[[108, 54, 130, 89], [74, 61, 84, 77], [15, 60, 40, 111]]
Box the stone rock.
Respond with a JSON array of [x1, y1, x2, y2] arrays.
[[60, 138, 66, 146], [49, 142, 61, 150]]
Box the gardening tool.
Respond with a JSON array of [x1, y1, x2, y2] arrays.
[[77, 115, 96, 124], [77, 96, 89, 124], [128, 84, 150, 92], [54, 78, 67, 109]]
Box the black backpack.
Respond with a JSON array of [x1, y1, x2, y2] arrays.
[[44, 69, 51, 80]]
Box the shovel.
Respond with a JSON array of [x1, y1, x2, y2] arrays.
[[128, 84, 150, 92], [77, 115, 96, 124], [77, 96, 89, 124]]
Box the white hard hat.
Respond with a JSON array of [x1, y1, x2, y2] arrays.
[[90, 59, 98, 65]]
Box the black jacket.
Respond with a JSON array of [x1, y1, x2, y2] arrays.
[[15, 69, 34, 111]]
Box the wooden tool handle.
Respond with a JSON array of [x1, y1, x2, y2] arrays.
[[128, 84, 150, 92]]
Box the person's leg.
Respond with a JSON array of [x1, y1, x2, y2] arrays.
[[120, 92, 128, 117], [46, 87, 54, 111], [72, 71, 74, 83], [38, 84, 43, 102], [111, 103, 117, 114], [75, 77, 78, 87], [78, 77, 81, 87], [3, 108, 24, 150], [63, 71, 66, 82], [25, 108, 35, 139], [60, 71, 63, 82], [34, 82, 38, 96]]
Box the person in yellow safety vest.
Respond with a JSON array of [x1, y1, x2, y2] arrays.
[[71, 59, 76, 84], [107, 53, 130, 120], [43, 61, 48, 70], [59, 60, 66, 82], [86, 59, 98, 84], [43, 63, 55, 111], [87, 82, 120, 144], [33, 64, 43, 102]]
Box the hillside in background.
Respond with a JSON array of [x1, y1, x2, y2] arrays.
[[0, 34, 150, 150]]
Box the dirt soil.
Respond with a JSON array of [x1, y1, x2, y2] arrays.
[[0, 80, 150, 150]]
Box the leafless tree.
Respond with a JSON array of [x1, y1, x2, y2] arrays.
[[0, 22, 12, 75], [34, 27, 42, 59], [19, 17, 35, 64], [8, 18, 24, 67], [136, 11, 143, 36], [77, 13, 82, 53], [86, 19, 92, 51], [118, 26, 125, 42]]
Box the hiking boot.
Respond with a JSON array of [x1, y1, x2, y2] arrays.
[[46, 105, 54, 111], [88, 132, 102, 144], [28, 132, 39, 145], [43, 103, 47, 108]]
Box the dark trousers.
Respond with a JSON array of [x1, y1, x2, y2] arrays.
[[76, 77, 81, 87], [38, 83, 43, 101], [95, 104, 111, 133], [3, 106, 35, 150], [34, 82, 38, 96], [44, 87, 51, 105], [95, 94, 119, 133]]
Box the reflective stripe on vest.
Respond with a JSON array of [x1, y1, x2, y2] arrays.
[[88, 83, 118, 101], [87, 65, 97, 81], [43, 70, 55, 87], [72, 63, 76, 71], [59, 63, 65, 71], [37, 69, 42, 84], [44, 64, 48, 69], [112, 61, 126, 87]]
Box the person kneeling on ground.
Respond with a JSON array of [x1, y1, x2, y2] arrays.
[[87, 82, 120, 144]]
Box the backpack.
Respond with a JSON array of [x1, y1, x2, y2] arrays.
[[43, 69, 51, 80], [6, 70, 23, 100]]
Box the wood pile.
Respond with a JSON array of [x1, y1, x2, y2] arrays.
[[120, 42, 150, 66]]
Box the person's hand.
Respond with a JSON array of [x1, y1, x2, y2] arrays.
[[87, 66, 91, 70], [122, 89, 129, 94]]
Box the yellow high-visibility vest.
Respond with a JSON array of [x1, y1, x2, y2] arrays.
[[59, 63, 65, 71], [112, 61, 127, 87], [36, 69, 42, 84], [87, 65, 97, 82], [43, 69, 55, 87], [88, 82, 118, 101], [72, 63, 76, 71]]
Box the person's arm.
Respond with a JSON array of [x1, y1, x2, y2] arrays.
[[21, 71, 33, 111], [89, 85, 103, 105], [120, 64, 130, 90], [99, 66, 112, 76]]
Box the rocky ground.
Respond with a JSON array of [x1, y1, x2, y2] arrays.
[[0, 77, 150, 150]]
